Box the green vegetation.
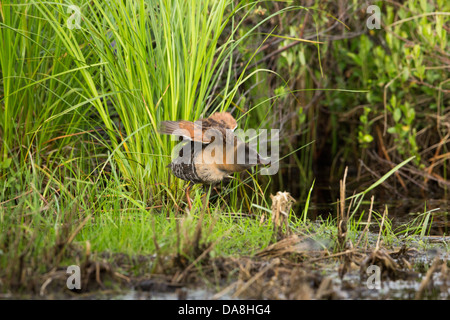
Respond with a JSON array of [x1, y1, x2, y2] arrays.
[[0, 0, 448, 298]]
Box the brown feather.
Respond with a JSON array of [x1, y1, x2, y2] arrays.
[[160, 112, 267, 186], [206, 112, 237, 130], [160, 120, 215, 143]]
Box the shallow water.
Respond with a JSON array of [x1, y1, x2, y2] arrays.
[[331, 250, 450, 300], [308, 198, 449, 236], [115, 288, 235, 300]]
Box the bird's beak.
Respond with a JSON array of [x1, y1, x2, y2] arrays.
[[257, 155, 271, 166]]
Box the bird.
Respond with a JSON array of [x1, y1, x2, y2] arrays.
[[159, 112, 269, 210]]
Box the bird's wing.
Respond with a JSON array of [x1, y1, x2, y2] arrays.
[[201, 112, 237, 131], [159, 120, 223, 144]]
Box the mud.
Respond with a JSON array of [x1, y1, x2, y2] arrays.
[[4, 231, 447, 300]]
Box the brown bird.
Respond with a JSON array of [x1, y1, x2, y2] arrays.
[[159, 112, 268, 210]]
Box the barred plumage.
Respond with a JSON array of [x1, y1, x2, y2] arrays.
[[167, 141, 202, 184], [159, 112, 269, 209]]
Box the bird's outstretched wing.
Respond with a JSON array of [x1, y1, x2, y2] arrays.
[[159, 120, 223, 144], [159, 112, 237, 143]]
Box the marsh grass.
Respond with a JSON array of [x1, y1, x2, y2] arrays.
[[0, 0, 284, 269], [1, 0, 447, 297]]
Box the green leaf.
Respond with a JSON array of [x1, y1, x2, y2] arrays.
[[420, 0, 428, 12], [393, 108, 402, 122], [362, 134, 374, 143], [298, 50, 305, 66], [0, 158, 12, 169], [387, 127, 397, 134], [436, 16, 443, 39], [346, 52, 362, 66], [390, 95, 397, 109]]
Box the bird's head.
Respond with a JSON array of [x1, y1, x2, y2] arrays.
[[235, 141, 271, 169]]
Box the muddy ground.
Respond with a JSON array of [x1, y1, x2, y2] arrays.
[[4, 232, 448, 300]]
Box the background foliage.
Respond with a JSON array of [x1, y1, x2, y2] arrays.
[[0, 0, 448, 294]]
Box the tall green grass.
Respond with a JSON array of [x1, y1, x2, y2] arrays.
[[0, 0, 309, 285], [1, 0, 307, 207]]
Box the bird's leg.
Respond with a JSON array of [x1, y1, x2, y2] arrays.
[[185, 183, 193, 211], [201, 187, 211, 217], [203, 185, 213, 217], [201, 184, 208, 200], [213, 185, 227, 206]]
